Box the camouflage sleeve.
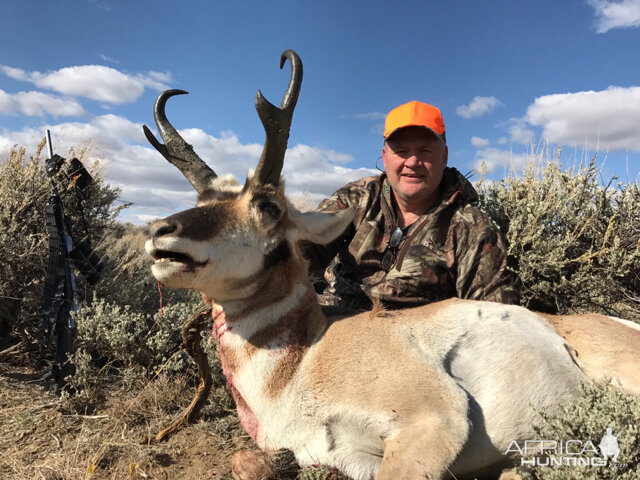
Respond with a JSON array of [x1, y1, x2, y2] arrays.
[[454, 207, 521, 305]]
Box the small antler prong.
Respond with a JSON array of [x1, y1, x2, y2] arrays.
[[253, 49, 303, 187]]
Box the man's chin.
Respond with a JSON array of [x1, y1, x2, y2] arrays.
[[397, 182, 430, 197], [394, 183, 440, 208]]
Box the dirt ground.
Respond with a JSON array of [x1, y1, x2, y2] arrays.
[[0, 363, 254, 480]]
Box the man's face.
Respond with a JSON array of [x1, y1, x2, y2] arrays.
[[382, 126, 448, 208]]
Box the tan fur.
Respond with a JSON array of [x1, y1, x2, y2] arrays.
[[212, 310, 242, 376], [369, 298, 389, 319], [310, 300, 465, 412], [224, 261, 298, 323], [216, 262, 308, 372], [542, 312, 640, 395], [266, 345, 307, 399], [247, 285, 317, 347]]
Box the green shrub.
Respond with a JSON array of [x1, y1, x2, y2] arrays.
[[68, 297, 234, 416], [297, 466, 350, 480], [516, 383, 640, 480], [477, 151, 640, 320], [69, 299, 194, 382]]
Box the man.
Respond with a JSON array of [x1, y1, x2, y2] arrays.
[[306, 100, 520, 310]]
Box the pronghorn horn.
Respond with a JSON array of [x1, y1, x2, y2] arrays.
[[143, 89, 217, 194], [253, 49, 303, 187]]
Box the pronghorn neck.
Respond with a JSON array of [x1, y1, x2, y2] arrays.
[[211, 259, 327, 445], [215, 258, 327, 345]]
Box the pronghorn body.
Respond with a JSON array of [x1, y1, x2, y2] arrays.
[[144, 50, 640, 479], [147, 184, 587, 479]]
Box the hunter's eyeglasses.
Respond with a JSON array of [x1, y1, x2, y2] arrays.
[[381, 227, 404, 271]]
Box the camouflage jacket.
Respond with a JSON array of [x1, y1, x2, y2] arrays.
[[305, 168, 520, 310]]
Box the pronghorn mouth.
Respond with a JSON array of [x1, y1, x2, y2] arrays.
[[153, 249, 208, 268]]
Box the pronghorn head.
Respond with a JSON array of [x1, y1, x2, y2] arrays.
[[144, 50, 353, 301]]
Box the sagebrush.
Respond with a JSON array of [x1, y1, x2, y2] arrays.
[[516, 383, 640, 480], [477, 150, 640, 321]]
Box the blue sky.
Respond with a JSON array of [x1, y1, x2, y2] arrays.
[[1, 0, 639, 223]]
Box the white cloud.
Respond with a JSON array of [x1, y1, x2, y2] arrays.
[[588, 0, 640, 33], [0, 116, 193, 223], [0, 66, 27, 80], [99, 54, 119, 65], [472, 147, 531, 174], [349, 111, 386, 120], [146, 71, 171, 84], [93, 114, 148, 144], [117, 185, 197, 223], [471, 136, 490, 148], [0, 89, 86, 117], [525, 86, 640, 151], [135, 71, 172, 92], [0, 117, 376, 224], [508, 118, 535, 144], [178, 128, 262, 178], [324, 149, 355, 164], [456, 96, 502, 119], [0, 65, 171, 104], [283, 144, 377, 198]]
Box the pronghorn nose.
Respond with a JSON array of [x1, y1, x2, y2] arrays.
[[151, 221, 178, 239]]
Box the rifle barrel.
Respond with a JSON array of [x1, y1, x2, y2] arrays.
[[46, 130, 53, 160]]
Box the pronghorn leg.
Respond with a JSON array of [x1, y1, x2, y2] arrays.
[[231, 449, 276, 480], [377, 411, 469, 480]]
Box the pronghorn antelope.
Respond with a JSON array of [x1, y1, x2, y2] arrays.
[[144, 50, 640, 480]]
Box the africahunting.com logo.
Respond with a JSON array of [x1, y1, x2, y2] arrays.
[[506, 426, 627, 467]]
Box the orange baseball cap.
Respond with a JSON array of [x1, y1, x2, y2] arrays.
[[384, 101, 446, 143]]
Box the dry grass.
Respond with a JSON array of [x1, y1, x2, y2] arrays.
[[0, 362, 347, 480], [0, 364, 251, 480]]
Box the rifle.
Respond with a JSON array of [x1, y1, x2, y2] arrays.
[[38, 130, 102, 389]]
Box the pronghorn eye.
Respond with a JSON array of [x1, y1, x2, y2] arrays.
[[259, 201, 281, 219]]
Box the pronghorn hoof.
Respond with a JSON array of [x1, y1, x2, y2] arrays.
[[231, 449, 275, 480]]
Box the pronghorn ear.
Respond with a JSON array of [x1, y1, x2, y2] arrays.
[[287, 203, 355, 244]]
